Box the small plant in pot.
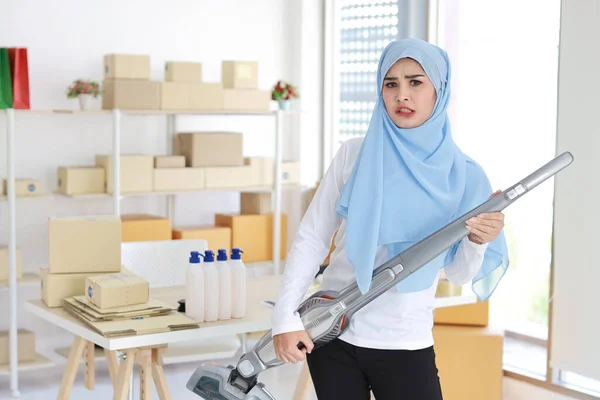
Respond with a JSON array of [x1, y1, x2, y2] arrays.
[[66, 79, 101, 110], [271, 80, 299, 110]]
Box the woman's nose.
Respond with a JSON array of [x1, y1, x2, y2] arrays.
[[396, 86, 409, 102]]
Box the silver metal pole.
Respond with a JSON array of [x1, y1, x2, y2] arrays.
[[273, 111, 283, 274]]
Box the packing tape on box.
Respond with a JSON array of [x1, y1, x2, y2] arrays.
[[95, 273, 136, 306]]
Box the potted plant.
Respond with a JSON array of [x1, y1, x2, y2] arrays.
[[271, 80, 299, 110], [66, 79, 101, 110]]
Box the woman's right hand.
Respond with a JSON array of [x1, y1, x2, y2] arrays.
[[273, 330, 315, 363]]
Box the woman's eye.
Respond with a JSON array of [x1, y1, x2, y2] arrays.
[[410, 80, 422, 86], [385, 82, 397, 88]]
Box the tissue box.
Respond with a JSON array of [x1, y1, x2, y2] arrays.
[[85, 272, 149, 309]]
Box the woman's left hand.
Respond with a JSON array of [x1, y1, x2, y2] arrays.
[[466, 190, 505, 245]]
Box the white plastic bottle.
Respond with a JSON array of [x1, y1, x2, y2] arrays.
[[217, 249, 232, 320], [185, 251, 205, 322], [230, 248, 247, 319], [201, 250, 219, 322]]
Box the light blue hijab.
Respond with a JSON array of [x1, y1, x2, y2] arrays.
[[336, 38, 509, 302]]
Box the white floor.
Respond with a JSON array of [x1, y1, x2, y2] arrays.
[[0, 352, 577, 400]]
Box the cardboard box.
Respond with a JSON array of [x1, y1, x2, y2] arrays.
[[48, 215, 122, 274], [0, 246, 22, 281], [434, 300, 489, 327], [282, 161, 300, 184], [176, 132, 243, 167], [435, 279, 463, 297], [104, 54, 150, 80], [215, 214, 287, 262], [172, 226, 232, 251], [241, 192, 271, 214], [102, 79, 160, 110], [245, 157, 273, 186], [85, 272, 149, 309], [57, 166, 105, 195], [95, 154, 153, 194], [222, 61, 258, 89], [165, 61, 202, 83], [154, 155, 185, 169], [121, 214, 172, 242], [223, 89, 270, 111], [153, 168, 205, 191], [160, 82, 224, 110], [41, 268, 104, 307], [3, 178, 41, 196], [0, 329, 36, 364], [204, 166, 255, 189], [433, 325, 503, 400]]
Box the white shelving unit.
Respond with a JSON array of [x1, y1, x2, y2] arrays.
[[2, 106, 292, 397]]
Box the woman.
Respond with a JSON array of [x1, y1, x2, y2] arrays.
[[271, 38, 509, 400]]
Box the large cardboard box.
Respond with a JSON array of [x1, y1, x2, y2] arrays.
[[153, 168, 205, 191], [57, 166, 105, 195], [0, 246, 22, 281], [0, 329, 36, 364], [102, 79, 161, 110], [204, 166, 255, 189], [433, 325, 503, 400], [160, 82, 224, 110], [41, 268, 103, 307], [222, 61, 258, 89], [48, 215, 122, 274], [176, 132, 243, 167], [241, 192, 271, 214], [3, 178, 41, 196], [95, 154, 153, 194], [85, 272, 149, 309], [215, 214, 287, 263], [154, 155, 185, 169], [223, 89, 270, 111], [434, 300, 489, 327], [104, 54, 150, 80], [173, 226, 232, 252], [165, 61, 202, 83], [121, 214, 172, 242]]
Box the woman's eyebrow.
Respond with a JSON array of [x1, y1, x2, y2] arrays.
[[405, 74, 425, 79]]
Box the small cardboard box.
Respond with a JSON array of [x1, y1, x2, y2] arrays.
[[121, 214, 172, 242], [204, 166, 255, 189], [215, 213, 287, 263], [57, 166, 105, 195], [102, 79, 161, 110], [41, 268, 104, 307], [0, 246, 22, 281], [153, 168, 205, 191], [0, 329, 36, 364], [245, 157, 273, 186], [165, 61, 202, 83], [223, 89, 270, 111], [160, 82, 224, 110], [176, 132, 243, 167], [95, 154, 153, 194], [104, 54, 150, 79], [434, 300, 489, 327], [282, 161, 300, 184], [173, 226, 232, 251], [222, 61, 258, 89], [48, 215, 121, 274], [241, 192, 271, 214], [85, 272, 149, 309], [3, 178, 41, 196], [154, 155, 185, 169]]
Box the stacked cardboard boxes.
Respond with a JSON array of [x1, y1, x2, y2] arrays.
[[221, 61, 270, 111], [102, 54, 161, 110], [161, 61, 224, 110]]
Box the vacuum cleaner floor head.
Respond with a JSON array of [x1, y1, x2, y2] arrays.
[[187, 363, 275, 400]]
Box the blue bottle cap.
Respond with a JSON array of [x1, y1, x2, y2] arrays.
[[217, 249, 228, 261], [202, 250, 215, 263], [231, 248, 244, 260], [189, 251, 201, 264]]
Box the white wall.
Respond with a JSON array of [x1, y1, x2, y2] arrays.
[[0, 0, 324, 336]]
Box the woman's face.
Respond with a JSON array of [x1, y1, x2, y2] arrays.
[[382, 58, 437, 129]]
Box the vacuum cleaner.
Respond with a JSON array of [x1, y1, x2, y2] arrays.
[[186, 151, 574, 400]]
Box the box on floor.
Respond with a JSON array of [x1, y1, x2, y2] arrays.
[[95, 154, 154, 194], [0, 246, 22, 281], [172, 226, 232, 252], [215, 213, 287, 263], [57, 166, 105, 195], [41, 268, 104, 307], [121, 214, 171, 242], [0, 329, 35, 364], [3, 178, 41, 196], [175, 132, 244, 167], [48, 215, 121, 274]]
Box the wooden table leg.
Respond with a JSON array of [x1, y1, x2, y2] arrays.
[[57, 336, 86, 400], [293, 361, 312, 400], [113, 349, 136, 400], [136, 349, 153, 400], [151, 348, 171, 400], [104, 349, 119, 390], [84, 341, 95, 390]]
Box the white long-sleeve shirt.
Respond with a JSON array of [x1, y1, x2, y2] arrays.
[[272, 137, 488, 350]]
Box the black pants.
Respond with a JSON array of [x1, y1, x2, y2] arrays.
[[306, 339, 443, 400]]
